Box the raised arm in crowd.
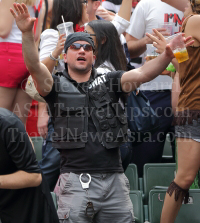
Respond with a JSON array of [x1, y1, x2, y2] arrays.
[[10, 3, 177, 95]]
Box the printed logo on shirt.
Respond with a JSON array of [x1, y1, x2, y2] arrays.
[[164, 13, 184, 33], [89, 75, 107, 89]]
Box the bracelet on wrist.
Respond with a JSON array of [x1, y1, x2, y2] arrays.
[[49, 52, 59, 61]]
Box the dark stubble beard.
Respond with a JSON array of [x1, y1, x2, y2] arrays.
[[71, 63, 93, 74]]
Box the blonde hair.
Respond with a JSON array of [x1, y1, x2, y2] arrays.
[[15, 0, 37, 6]]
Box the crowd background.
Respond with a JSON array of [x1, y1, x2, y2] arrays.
[[0, 0, 200, 222]]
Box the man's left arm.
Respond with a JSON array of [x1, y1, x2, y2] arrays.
[[121, 45, 174, 92], [0, 115, 43, 189], [0, 171, 42, 189]]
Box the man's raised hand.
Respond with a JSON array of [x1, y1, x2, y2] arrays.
[[10, 3, 36, 34]]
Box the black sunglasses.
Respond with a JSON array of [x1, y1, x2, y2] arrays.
[[69, 43, 94, 52]]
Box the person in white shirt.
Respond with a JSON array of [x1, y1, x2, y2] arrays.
[[102, 0, 140, 14]]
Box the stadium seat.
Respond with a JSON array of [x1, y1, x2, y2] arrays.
[[125, 164, 139, 190], [162, 133, 174, 163], [149, 188, 200, 223], [51, 192, 58, 210], [143, 163, 176, 204], [129, 190, 144, 223], [30, 136, 43, 161]]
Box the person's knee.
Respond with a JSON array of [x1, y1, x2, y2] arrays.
[[175, 172, 196, 189]]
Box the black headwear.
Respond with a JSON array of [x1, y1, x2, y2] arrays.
[[64, 32, 95, 52]]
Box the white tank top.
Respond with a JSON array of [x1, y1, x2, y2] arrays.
[[0, 2, 41, 44], [0, 20, 22, 44]]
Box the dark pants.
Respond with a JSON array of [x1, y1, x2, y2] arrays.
[[39, 118, 60, 191], [130, 90, 175, 177], [120, 141, 133, 172]]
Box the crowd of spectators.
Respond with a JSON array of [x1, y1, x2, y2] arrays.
[[0, 0, 199, 222]]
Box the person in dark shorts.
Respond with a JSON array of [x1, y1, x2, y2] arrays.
[[146, 1, 200, 222]]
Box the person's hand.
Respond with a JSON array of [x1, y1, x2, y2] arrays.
[[146, 29, 167, 54], [96, 5, 115, 21], [146, 28, 170, 44], [10, 3, 36, 33], [169, 34, 194, 49], [52, 34, 66, 59], [164, 34, 193, 59], [37, 111, 49, 139], [161, 70, 171, 76], [146, 29, 195, 54], [154, 28, 170, 37]]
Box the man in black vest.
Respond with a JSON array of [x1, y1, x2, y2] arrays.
[[11, 3, 177, 222]]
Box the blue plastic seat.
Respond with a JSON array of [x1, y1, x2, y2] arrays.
[[143, 163, 176, 204], [30, 136, 43, 161], [125, 163, 139, 190], [129, 190, 144, 223]]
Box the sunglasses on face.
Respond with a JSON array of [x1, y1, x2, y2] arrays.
[[69, 43, 94, 52]]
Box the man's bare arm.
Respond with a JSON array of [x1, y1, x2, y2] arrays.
[[10, 3, 53, 97], [118, 0, 132, 22], [22, 31, 53, 96], [161, 0, 187, 12], [37, 102, 49, 139], [126, 28, 169, 58], [0, 171, 42, 189], [126, 34, 149, 58], [121, 45, 174, 92]]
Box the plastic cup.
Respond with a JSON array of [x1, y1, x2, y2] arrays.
[[166, 33, 189, 63], [159, 22, 174, 35], [57, 22, 74, 37], [145, 44, 159, 61]]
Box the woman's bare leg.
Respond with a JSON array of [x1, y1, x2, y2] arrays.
[[0, 86, 18, 110], [161, 138, 200, 223], [12, 88, 32, 125]]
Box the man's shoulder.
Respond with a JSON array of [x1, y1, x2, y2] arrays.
[[52, 72, 69, 87], [88, 70, 123, 89], [0, 108, 14, 118], [0, 109, 26, 143], [96, 70, 124, 80], [0, 108, 21, 127], [136, 0, 152, 7], [136, 0, 162, 10]]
